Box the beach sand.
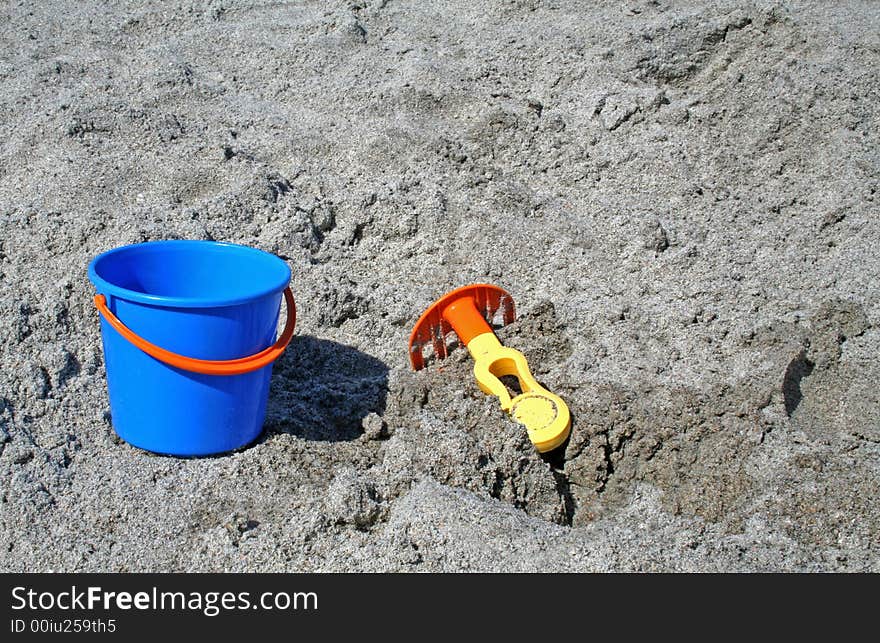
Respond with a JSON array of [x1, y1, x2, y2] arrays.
[[1, 0, 878, 571]]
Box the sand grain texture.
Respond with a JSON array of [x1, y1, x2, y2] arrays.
[[1, 0, 879, 571]]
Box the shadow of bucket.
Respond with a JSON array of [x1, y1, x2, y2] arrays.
[[88, 240, 294, 456]]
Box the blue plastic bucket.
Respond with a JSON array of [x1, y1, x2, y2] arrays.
[[88, 240, 294, 456]]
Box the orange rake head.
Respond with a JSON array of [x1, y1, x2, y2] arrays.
[[408, 284, 515, 370]]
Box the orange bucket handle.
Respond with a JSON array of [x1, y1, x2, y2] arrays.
[[93, 287, 296, 376]]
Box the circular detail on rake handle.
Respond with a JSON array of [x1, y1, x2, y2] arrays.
[[93, 287, 296, 375]]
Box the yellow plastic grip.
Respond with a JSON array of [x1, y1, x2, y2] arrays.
[[466, 332, 571, 453]]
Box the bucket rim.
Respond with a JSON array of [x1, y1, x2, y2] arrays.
[[88, 240, 291, 308]]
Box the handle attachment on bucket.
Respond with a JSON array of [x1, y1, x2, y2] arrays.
[[93, 287, 296, 376]]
